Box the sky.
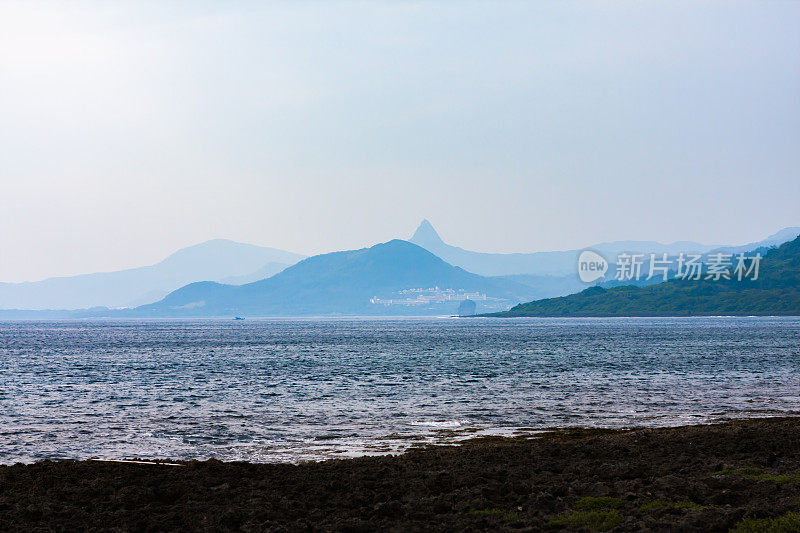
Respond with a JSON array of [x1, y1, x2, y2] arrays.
[[1, 1, 798, 283]]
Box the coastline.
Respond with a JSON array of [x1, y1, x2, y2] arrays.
[[2, 417, 799, 531]]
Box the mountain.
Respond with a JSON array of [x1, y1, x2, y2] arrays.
[[130, 240, 535, 317], [410, 219, 711, 277], [713, 227, 800, 254], [217, 262, 292, 285], [489, 235, 800, 317], [494, 274, 586, 301], [0, 239, 305, 310], [409, 220, 800, 278]]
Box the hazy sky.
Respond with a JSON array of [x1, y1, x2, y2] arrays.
[[1, 1, 798, 282]]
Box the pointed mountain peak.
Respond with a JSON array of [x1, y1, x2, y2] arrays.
[[410, 219, 444, 247]]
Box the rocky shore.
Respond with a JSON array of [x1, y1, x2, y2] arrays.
[[2, 417, 799, 532]]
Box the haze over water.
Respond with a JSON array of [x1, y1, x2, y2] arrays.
[[1, 317, 798, 464]]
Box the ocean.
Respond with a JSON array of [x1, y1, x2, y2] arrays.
[[1, 317, 798, 464]]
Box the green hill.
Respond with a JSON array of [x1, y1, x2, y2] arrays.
[[489, 235, 800, 317], [130, 240, 534, 317]]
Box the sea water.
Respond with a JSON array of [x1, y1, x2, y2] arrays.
[[1, 317, 798, 464]]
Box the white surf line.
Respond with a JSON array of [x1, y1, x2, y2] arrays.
[[90, 458, 185, 466]]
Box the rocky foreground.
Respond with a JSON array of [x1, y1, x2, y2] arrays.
[[2, 418, 800, 532]]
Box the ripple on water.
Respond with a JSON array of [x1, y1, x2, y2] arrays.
[[0, 317, 799, 464]]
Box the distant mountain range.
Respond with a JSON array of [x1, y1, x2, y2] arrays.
[[409, 220, 800, 302], [409, 220, 800, 277], [0, 240, 304, 310], [490, 234, 800, 317], [126, 240, 535, 317], [1, 221, 798, 316]]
